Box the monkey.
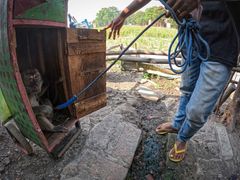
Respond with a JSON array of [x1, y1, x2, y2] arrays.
[[22, 69, 68, 133]]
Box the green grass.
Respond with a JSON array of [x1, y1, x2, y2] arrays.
[[107, 25, 177, 52]]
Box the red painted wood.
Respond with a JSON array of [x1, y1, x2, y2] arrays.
[[8, 0, 50, 151], [14, 0, 46, 16], [13, 19, 66, 28]]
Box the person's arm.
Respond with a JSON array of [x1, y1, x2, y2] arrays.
[[105, 0, 151, 39], [120, 0, 151, 18], [166, 0, 200, 19], [105, 0, 200, 39]]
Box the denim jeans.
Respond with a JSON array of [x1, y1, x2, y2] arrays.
[[172, 59, 232, 142]]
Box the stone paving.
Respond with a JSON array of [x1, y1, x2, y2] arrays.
[[61, 95, 240, 180], [61, 104, 142, 180], [164, 116, 240, 180]]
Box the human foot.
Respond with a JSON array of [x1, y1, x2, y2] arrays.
[[155, 122, 178, 135], [169, 141, 187, 162]]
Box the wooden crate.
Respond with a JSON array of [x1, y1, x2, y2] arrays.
[[65, 28, 107, 118]]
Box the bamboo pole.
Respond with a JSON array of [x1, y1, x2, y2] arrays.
[[106, 55, 182, 64]]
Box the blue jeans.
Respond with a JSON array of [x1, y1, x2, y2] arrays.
[[172, 59, 232, 142]]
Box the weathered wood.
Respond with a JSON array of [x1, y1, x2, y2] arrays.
[[66, 28, 107, 118], [68, 42, 106, 55], [107, 55, 182, 64], [67, 29, 105, 43], [107, 50, 167, 56], [140, 63, 176, 75], [36, 31, 45, 74], [57, 30, 69, 105], [227, 81, 240, 131], [74, 93, 107, 118], [67, 65, 106, 99], [146, 70, 180, 79], [107, 44, 122, 51], [216, 83, 236, 112]]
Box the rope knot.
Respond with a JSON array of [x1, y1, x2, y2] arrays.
[[168, 17, 210, 74], [186, 19, 200, 31]]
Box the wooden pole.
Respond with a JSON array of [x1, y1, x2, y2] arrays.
[[107, 50, 167, 56], [106, 55, 182, 64]]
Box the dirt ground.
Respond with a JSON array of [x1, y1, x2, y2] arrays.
[[0, 64, 180, 179]]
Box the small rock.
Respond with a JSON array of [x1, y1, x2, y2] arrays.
[[0, 165, 4, 173], [80, 118, 91, 134], [139, 79, 148, 84], [106, 87, 113, 93], [162, 97, 178, 109], [137, 86, 162, 102], [3, 157, 10, 165]]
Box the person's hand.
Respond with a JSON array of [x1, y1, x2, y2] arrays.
[[166, 0, 199, 19], [104, 15, 126, 40]]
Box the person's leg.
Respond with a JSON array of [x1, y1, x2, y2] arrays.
[[169, 61, 232, 162], [156, 59, 201, 133], [172, 59, 201, 130], [177, 61, 232, 142]]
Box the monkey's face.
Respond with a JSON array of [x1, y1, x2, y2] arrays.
[[22, 69, 43, 95]]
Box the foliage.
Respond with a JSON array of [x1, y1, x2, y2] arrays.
[[126, 6, 176, 27], [0, 89, 11, 123], [144, 6, 165, 25], [127, 11, 147, 26], [143, 72, 152, 79], [94, 6, 120, 27], [94, 6, 177, 28], [107, 25, 177, 52]]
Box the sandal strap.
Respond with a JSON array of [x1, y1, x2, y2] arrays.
[[174, 143, 186, 154]]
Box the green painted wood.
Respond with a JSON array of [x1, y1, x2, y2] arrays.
[[15, 0, 66, 23], [0, 89, 11, 123], [0, 0, 42, 146]]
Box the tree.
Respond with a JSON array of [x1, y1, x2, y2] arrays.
[[126, 6, 176, 27], [127, 11, 146, 26], [94, 7, 120, 27], [144, 6, 165, 26]]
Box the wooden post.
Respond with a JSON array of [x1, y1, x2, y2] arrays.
[[229, 80, 240, 131]]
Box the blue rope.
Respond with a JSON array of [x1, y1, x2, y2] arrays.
[[159, 0, 210, 74], [56, 1, 210, 109], [56, 12, 166, 110]]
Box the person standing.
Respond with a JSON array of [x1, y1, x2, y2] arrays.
[[106, 0, 239, 162]]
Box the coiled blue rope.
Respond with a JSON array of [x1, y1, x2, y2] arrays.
[[159, 0, 210, 74], [56, 1, 210, 109]]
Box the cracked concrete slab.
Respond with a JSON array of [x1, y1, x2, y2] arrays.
[[215, 122, 234, 160], [61, 104, 142, 180]]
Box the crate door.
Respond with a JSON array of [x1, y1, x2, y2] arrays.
[[66, 28, 107, 118]]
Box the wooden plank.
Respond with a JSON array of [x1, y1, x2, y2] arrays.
[[13, 19, 66, 28], [107, 55, 182, 64], [57, 29, 69, 102], [107, 50, 167, 56], [67, 29, 106, 43], [74, 93, 107, 119], [66, 28, 107, 118], [67, 42, 106, 55], [68, 53, 106, 71], [67, 66, 106, 99]]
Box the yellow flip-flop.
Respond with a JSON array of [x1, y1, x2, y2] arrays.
[[155, 123, 178, 135], [169, 143, 187, 162], [157, 131, 169, 135]]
